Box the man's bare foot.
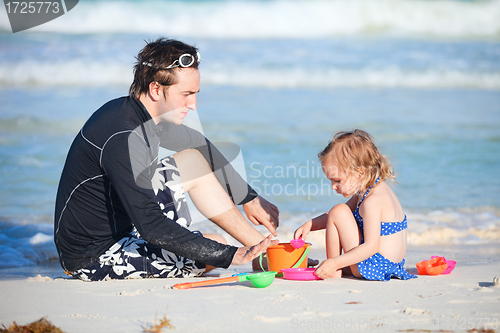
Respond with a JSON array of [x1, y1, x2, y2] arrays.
[[252, 256, 267, 271], [308, 258, 319, 267]]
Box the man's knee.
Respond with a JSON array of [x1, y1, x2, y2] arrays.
[[173, 149, 212, 183], [174, 149, 206, 167], [203, 233, 227, 245]]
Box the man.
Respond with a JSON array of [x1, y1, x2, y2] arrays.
[[54, 38, 279, 281]]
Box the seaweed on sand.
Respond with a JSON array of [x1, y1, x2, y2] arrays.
[[0, 318, 64, 333], [142, 314, 174, 333]]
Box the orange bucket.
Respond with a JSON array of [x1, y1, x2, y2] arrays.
[[266, 243, 308, 273]]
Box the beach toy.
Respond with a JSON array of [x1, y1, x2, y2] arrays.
[[265, 243, 310, 274], [291, 236, 305, 249], [431, 256, 456, 274], [424, 258, 447, 275], [281, 267, 321, 281], [416, 256, 451, 275], [415, 261, 428, 275], [172, 271, 277, 290]]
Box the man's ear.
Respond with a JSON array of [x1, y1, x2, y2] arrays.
[[148, 81, 161, 102]]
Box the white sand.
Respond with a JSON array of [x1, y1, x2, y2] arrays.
[[1, 244, 499, 333]]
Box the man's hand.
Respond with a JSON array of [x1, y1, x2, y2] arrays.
[[231, 235, 279, 266], [243, 195, 279, 236]]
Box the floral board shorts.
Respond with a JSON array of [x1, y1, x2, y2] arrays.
[[70, 156, 206, 282]]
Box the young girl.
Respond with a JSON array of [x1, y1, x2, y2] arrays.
[[294, 129, 416, 281]]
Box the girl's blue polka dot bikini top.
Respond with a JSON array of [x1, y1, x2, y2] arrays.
[[353, 178, 407, 236]]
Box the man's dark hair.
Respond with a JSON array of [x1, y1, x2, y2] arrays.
[[129, 38, 200, 99]]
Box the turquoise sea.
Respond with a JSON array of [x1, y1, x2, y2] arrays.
[[1, 0, 499, 269]]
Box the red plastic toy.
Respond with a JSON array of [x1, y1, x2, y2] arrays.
[[431, 256, 456, 274], [416, 256, 456, 275]]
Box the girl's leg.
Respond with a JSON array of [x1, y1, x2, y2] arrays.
[[325, 203, 362, 278]]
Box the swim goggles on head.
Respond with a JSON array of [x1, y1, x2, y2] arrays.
[[142, 51, 200, 70]]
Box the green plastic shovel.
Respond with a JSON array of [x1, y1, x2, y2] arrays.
[[172, 271, 277, 290]]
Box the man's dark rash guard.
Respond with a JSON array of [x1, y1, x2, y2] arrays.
[[54, 96, 257, 272]]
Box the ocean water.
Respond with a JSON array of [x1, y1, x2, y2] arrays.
[[1, 0, 499, 269]]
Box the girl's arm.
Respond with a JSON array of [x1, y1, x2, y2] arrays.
[[294, 213, 328, 240], [345, 195, 359, 212], [357, 197, 383, 256]]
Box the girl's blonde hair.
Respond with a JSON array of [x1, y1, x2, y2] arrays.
[[318, 129, 395, 192]]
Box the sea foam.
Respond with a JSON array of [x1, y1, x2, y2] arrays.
[[2, 61, 500, 90], [1, 0, 499, 39], [0, 221, 58, 268], [197, 207, 500, 248]]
